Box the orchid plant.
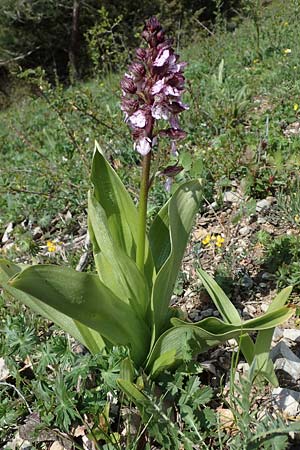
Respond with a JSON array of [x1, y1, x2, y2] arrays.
[[0, 19, 294, 395]]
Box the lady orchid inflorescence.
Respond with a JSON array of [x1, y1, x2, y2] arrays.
[[121, 17, 188, 156]]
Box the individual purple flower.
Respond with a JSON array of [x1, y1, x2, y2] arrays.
[[121, 17, 188, 156]]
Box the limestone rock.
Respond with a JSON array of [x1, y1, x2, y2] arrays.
[[223, 191, 241, 204], [50, 442, 65, 450], [256, 198, 272, 213], [272, 388, 300, 417], [283, 329, 300, 343], [274, 357, 300, 387], [0, 357, 9, 381], [2, 222, 13, 243], [270, 341, 300, 363]]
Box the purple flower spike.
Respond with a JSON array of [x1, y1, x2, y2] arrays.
[[121, 17, 188, 157]]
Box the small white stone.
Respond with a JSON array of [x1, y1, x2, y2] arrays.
[[274, 357, 300, 383], [243, 304, 257, 315], [272, 327, 284, 343], [185, 301, 194, 310], [272, 388, 300, 417], [227, 339, 237, 347], [260, 303, 269, 313], [50, 442, 65, 450], [65, 210, 72, 222], [32, 226, 43, 239], [0, 357, 9, 381], [257, 217, 267, 224], [2, 222, 13, 243], [256, 199, 272, 213], [283, 329, 300, 343], [237, 362, 249, 373], [239, 226, 251, 236], [223, 191, 241, 203], [208, 201, 218, 209], [4, 432, 31, 450]]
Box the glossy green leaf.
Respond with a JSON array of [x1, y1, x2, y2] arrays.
[[173, 307, 294, 333], [197, 268, 241, 323], [150, 180, 203, 341], [198, 268, 255, 362], [91, 142, 139, 260], [146, 323, 231, 377], [9, 264, 150, 365], [88, 191, 149, 317], [148, 349, 177, 379], [198, 269, 294, 385], [148, 199, 170, 273], [0, 259, 105, 354], [91, 143, 154, 286], [147, 305, 294, 377]]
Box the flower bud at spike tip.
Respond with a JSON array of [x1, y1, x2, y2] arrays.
[[121, 17, 188, 156]]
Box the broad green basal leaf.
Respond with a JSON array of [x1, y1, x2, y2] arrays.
[[91, 143, 154, 286], [197, 269, 293, 385], [197, 268, 241, 323], [0, 259, 105, 354], [173, 307, 294, 333], [146, 306, 294, 377], [91, 143, 139, 259], [8, 264, 150, 365], [88, 191, 150, 317], [148, 198, 170, 273], [91, 143, 154, 290], [198, 267, 255, 362], [150, 179, 203, 340]]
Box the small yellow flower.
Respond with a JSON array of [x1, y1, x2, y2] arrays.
[[202, 234, 211, 246], [47, 240, 57, 253], [216, 235, 225, 248], [283, 48, 292, 54], [295, 215, 300, 224], [253, 59, 260, 64], [283, 21, 289, 26], [294, 103, 299, 111]]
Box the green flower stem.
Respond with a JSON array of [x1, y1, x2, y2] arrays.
[[136, 152, 152, 273]]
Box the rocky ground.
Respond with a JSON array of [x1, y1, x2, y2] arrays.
[[2, 183, 300, 448], [179, 186, 300, 443]]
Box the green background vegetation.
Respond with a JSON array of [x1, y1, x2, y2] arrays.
[[1, 0, 300, 448]]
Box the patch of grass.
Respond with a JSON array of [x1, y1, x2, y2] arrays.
[[256, 231, 300, 292]]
